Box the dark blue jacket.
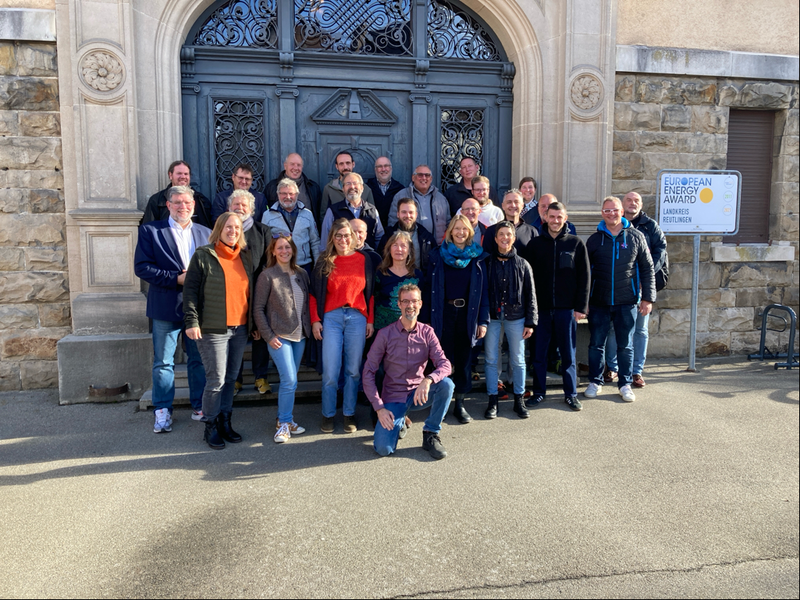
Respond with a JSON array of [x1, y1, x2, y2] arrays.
[[212, 189, 268, 224], [425, 246, 490, 348], [529, 213, 577, 236], [586, 218, 656, 307], [134, 219, 211, 322]]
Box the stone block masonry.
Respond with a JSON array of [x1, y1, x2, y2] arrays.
[[0, 40, 68, 391], [613, 74, 799, 359]]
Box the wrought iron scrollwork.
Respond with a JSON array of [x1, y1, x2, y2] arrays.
[[213, 99, 266, 194], [294, 0, 413, 55], [193, 0, 278, 48], [428, 0, 500, 61], [440, 108, 484, 192]]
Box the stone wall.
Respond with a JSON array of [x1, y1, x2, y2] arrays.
[[0, 40, 69, 390], [613, 74, 799, 358]]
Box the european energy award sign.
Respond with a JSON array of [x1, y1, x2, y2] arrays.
[[656, 170, 741, 235]]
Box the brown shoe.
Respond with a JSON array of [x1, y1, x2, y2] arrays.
[[320, 416, 334, 433], [343, 415, 358, 434], [603, 370, 618, 383], [632, 373, 646, 388]]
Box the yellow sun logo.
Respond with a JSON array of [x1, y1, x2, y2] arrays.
[[699, 188, 714, 203]]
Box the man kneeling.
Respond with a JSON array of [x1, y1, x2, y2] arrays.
[[363, 284, 454, 459]]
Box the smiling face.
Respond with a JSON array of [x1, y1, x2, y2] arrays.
[[397, 201, 417, 230], [538, 194, 556, 220], [390, 238, 410, 264], [335, 153, 354, 177], [374, 157, 392, 185], [623, 192, 642, 220], [168, 164, 191, 188], [284, 154, 304, 180], [459, 158, 479, 184], [221, 215, 242, 246], [602, 198, 623, 229], [546, 208, 567, 237], [232, 168, 253, 191], [397, 288, 422, 321], [332, 226, 353, 255], [166, 193, 194, 226], [343, 174, 363, 205], [461, 198, 481, 227], [273, 236, 294, 266], [277, 185, 298, 211], [520, 180, 536, 203], [495, 225, 515, 253], [472, 181, 490, 205], [229, 195, 252, 219], [502, 192, 523, 221], [411, 167, 433, 194], [451, 221, 471, 247]]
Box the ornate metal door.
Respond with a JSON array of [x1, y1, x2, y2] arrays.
[[181, 0, 515, 200]]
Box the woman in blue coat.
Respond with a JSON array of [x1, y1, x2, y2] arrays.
[[426, 214, 489, 424]]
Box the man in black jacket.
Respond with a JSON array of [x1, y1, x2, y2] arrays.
[[603, 192, 667, 389], [377, 197, 436, 272], [263, 153, 322, 228], [320, 172, 384, 249], [527, 201, 590, 411], [141, 161, 213, 228], [366, 156, 404, 229], [482, 189, 538, 258], [585, 197, 656, 403]]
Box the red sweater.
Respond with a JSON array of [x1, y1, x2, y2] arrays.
[[310, 252, 373, 324]]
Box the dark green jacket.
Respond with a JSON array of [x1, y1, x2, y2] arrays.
[[183, 243, 254, 335]]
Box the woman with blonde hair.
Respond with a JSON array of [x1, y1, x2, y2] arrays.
[[310, 218, 376, 434], [425, 214, 489, 424], [184, 212, 253, 449], [253, 233, 312, 443]]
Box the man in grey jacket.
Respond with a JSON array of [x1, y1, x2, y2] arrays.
[[261, 178, 320, 277], [388, 164, 451, 243]]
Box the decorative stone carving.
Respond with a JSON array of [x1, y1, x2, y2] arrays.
[[80, 51, 124, 92], [570, 74, 603, 111]]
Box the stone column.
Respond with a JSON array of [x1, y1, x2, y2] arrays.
[[55, 0, 151, 403]]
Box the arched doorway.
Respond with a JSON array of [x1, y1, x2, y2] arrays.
[[179, 0, 515, 199]]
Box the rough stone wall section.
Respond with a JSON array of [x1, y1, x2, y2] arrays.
[[0, 41, 69, 391], [613, 74, 799, 359]]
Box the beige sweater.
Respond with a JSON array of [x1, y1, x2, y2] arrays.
[[253, 265, 312, 342]]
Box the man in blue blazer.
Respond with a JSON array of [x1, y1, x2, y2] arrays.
[[135, 186, 211, 433]]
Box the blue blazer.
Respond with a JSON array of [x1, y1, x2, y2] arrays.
[[134, 219, 211, 322]]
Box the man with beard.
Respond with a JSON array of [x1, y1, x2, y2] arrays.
[[261, 178, 320, 277], [377, 197, 436, 271], [320, 172, 384, 249], [319, 151, 375, 224], [141, 160, 213, 228], [363, 284, 454, 460]]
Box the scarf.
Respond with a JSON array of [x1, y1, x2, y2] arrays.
[[241, 215, 254, 232], [439, 241, 483, 269]]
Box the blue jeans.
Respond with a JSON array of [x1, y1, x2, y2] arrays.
[[320, 307, 367, 418], [588, 305, 637, 387], [267, 337, 306, 424], [152, 319, 205, 412], [604, 312, 650, 375], [373, 378, 455, 457], [533, 309, 577, 397], [196, 325, 249, 422], [484, 317, 526, 396]]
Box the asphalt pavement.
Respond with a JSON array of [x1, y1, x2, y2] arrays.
[[0, 357, 798, 598]]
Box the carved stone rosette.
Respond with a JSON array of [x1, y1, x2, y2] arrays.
[[570, 74, 603, 111], [80, 50, 125, 93]]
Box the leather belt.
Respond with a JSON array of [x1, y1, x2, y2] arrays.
[[447, 299, 466, 308]]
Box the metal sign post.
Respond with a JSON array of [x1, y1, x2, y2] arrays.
[[656, 170, 742, 371]]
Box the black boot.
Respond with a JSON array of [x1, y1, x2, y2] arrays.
[[452, 394, 472, 424], [484, 395, 499, 419], [204, 421, 225, 450], [217, 412, 243, 443], [513, 393, 530, 419]]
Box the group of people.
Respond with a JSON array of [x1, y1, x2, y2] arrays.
[[135, 151, 667, 460]]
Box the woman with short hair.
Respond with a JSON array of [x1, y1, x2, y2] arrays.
[[184, 212, 253, 449]]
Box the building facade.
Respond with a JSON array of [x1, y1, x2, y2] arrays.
[[0, 0, 797, 401]]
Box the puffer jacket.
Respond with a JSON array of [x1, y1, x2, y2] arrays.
[[183, 242, 254, 334], [261, 201, 320, 266], [586, 218, 656, 307]]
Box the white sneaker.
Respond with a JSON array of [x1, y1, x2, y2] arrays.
[[153, 408, 173, 433], [274, 422, 291, 443], [584, 382, 601, 398], [275, 419, 305, 435], [191, 409, 204, 421], [619, 384, 636, 402]]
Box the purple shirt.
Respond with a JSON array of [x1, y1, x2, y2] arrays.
[[363, 319, 452, 411]]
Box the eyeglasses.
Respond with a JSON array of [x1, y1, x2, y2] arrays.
[[602, 209, 621, 214], [334, 233, 352, 240], [413, 173, 432, 178], [399, 299, 422, 306]]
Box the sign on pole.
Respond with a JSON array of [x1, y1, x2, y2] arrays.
[[656, 170, 741, 371]]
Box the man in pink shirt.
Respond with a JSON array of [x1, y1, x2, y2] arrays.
[[363, 284, 454, 460]]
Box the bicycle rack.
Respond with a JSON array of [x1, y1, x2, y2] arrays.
[[748, 304, 799, 369]]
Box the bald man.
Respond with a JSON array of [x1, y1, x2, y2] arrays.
[[264, 153, 322, 227], [366, 156, 404, 229], [524, 193, 576, 235]]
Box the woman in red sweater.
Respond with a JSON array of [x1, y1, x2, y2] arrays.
[[310, 218, 375, 434]]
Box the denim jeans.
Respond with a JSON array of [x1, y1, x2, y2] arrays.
[[320, 307, 367, 418], [532, 309, 577, 397], [196, 325, 249, 422], [267, 337, 306, 424], [588, 305, 637, 387], [152, 319, 205, 412], [484, 317, 527, 396], [373, 378, 455, 457], [604, 311, 649, 375]]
